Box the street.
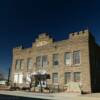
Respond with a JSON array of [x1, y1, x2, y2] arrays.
[[0, 91, 100, 100], [0, 94, 49, 100]]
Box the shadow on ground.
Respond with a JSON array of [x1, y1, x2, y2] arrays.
[[0, 94, 50, 100]]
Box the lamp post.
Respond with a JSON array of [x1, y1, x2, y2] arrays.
[[7, 67, 11, 86]]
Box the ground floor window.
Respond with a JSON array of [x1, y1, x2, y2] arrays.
[[37, 81, 47, 88], [14, 73, 23, 84], [52, 73, 58, 84], [74, 72, 81, 82], [64, 72, 81, 84], [64, 72, 71, 84]]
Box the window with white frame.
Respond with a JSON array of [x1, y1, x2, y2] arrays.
[[14, 73, 19, 83], [64, 52, 71, 66], [19, 74, 23, 83], [73, 51, 81, 65], [14, 73, 23, 84]]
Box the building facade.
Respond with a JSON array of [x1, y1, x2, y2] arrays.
[[10, 29, 100, 93]]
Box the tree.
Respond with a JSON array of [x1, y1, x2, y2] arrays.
[[7, 67, 11, 86], [23, 71, 50, 93], [0, 73, 4, 80], [33, 71, 50, 93]]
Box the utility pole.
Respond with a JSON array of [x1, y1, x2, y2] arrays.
[[7, 67, 11, 86]]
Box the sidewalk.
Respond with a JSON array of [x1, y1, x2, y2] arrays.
[[0, 91, 100, 100]]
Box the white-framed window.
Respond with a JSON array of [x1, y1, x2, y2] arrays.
[[37, 81, 47, 88], [19, 74, 23, 84], [64, 52, 71, 66], [14, 73, 23, 84], [73, 51, 81, 65], [14, 73, 19, 83]]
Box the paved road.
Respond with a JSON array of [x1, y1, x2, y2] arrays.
[[0, 91, 100, 100], [0, 94, 49, 100]]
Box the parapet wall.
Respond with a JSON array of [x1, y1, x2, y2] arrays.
[[13, 46, 22, 54], [69, 29, 89, 39], [13, 29, 90, 53]]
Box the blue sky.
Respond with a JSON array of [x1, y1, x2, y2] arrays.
[[0, 0, 100, 78]]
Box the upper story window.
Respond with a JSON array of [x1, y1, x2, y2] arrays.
[[53, 54, 59, 66], [36, 55, 48, 67], [36, 56, 42, 67], [42, 55, 48, 67], [20, 59, 24, 70], [64, 52, 71, 66], [15, 60, 21, 70], [73, 51, 81, 65], [27, 58, 33, 70], [74, 72, 81, 82]]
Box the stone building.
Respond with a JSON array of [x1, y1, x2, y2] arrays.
[[10, 29, 100, 93]]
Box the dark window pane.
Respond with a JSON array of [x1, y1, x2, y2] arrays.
[[73, 51, 80, 64], [74, 72, 81, 82], [52, 73, 58, 84], [53, 54, 59, 66], [64, 72, 71, 84]]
